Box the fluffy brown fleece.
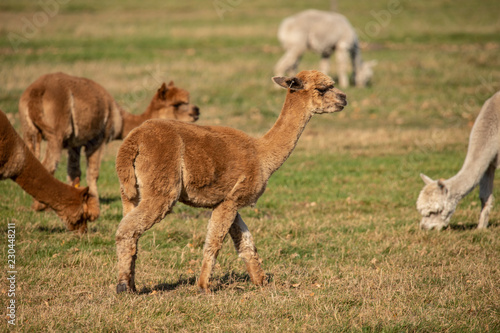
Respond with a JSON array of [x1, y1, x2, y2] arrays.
[[18, 72, 200, 218], [114, 70, 347, 293]]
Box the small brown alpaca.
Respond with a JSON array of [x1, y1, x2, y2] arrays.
[[19, 72, 200, 218], [0, 110, 98, 233], [115, 70, 347, 293]]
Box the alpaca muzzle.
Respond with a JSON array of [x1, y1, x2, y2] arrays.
[[335, 92, 347, 111]]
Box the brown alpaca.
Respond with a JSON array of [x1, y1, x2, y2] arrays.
[[0, 110, 98, 233], [114, 70, 347, 293], [19, 72, 200, 217]]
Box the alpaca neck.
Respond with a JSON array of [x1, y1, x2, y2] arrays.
[[445, 150, 490, 201], [13, 147, 79, 214], [258, 91, 312, 178], [119, 108, 152, 139]]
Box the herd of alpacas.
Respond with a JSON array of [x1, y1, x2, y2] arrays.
[[1, 9, 499, 293]]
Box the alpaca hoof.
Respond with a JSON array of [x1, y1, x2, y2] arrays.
[[116, 283, 129, 294], [245, 259, 266, 286], [252, 274, 266, 286], [116, 282, 136, 294], [86, 196, 100, 222], [197, 279, 211, 294], [32, 200, 48, 211], [198, 287, 211, 295], [77, 223, 88, 234]]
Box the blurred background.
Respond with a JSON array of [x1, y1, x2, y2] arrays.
[[1, 0, 498, 134], [0, 1, 499, 331]]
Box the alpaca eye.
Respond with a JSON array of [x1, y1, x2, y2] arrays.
[[315, 87, 329, 94]]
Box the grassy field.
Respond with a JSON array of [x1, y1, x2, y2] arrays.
[[1, 0, 500, 331]]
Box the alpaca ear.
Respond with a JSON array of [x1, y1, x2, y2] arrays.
[[420, 173, 434, 185], [167, 80, 175, 88], [272, 76, 304, 91], [79, 186, 90, 200], [158, 83, 168, 99]]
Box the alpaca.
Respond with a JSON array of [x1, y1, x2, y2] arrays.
[[417, 91, 500, 230], [0, 110, 98, 233], [19, 72, 200, 217], [274, 9, 377, 88], [114, 70, 347, 293]]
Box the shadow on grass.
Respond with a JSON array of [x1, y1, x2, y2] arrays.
[[139, 276, 198, 294], [100, 195, 121, 205], [211, 272, 253, 292], [36, 225, 67, 233], [139, 272, 274, 294], [449, 223, 479, 231], [36, 222, 108, 234], [449, 220, 498, 231], [211, 272, 274, 293]]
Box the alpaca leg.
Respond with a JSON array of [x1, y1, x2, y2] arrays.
[[32, 132, 42, 160], [478, 164, 495, 229], [23, 131, 42, 160], [85, 144, 104, 198], [67, 146, 82, 186], [32, 137, 63, 211], [274, 48, 304, 76], [116, 142, 180, 294], [198, 202, 238, 292], [229, 213, 266, 286], [84, 144, 104, 220], [335, 48, 350, 88], [41, 137, 63, 175], [116, 202, 171, 293], [319, 54, 331, 75]]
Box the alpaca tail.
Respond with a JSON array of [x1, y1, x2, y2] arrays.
[[26, 88, 54, 137], [116, 139, 140, 201]]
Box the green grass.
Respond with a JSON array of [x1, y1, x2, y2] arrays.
[[1, 0, 500, 331]]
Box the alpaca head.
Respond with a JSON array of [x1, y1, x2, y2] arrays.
[[272, 70, 347, 113], [59, 184, 99, 233], [416, 174, 456, 230], [149, 81, 200, 122], [355, 60, 377, 88]]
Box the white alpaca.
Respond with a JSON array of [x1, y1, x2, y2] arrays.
[[417, 91, 500, 230], [274, 9, 377, 88]]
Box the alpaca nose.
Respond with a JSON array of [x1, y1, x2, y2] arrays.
[[191, 106, 200, 121], [193, 106, 200, 116], [337, 92, 347, 106]]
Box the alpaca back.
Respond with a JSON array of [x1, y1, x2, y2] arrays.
[[278, 9, 358, 54], [19, 72, 123, 146]]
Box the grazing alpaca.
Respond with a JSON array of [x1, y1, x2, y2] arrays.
[[417, 91, 500, 230], [0, 110, 98, 233], [19, 72, 200, 216], [274, 9, 377, 88], [115, 70, 347, 293]]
